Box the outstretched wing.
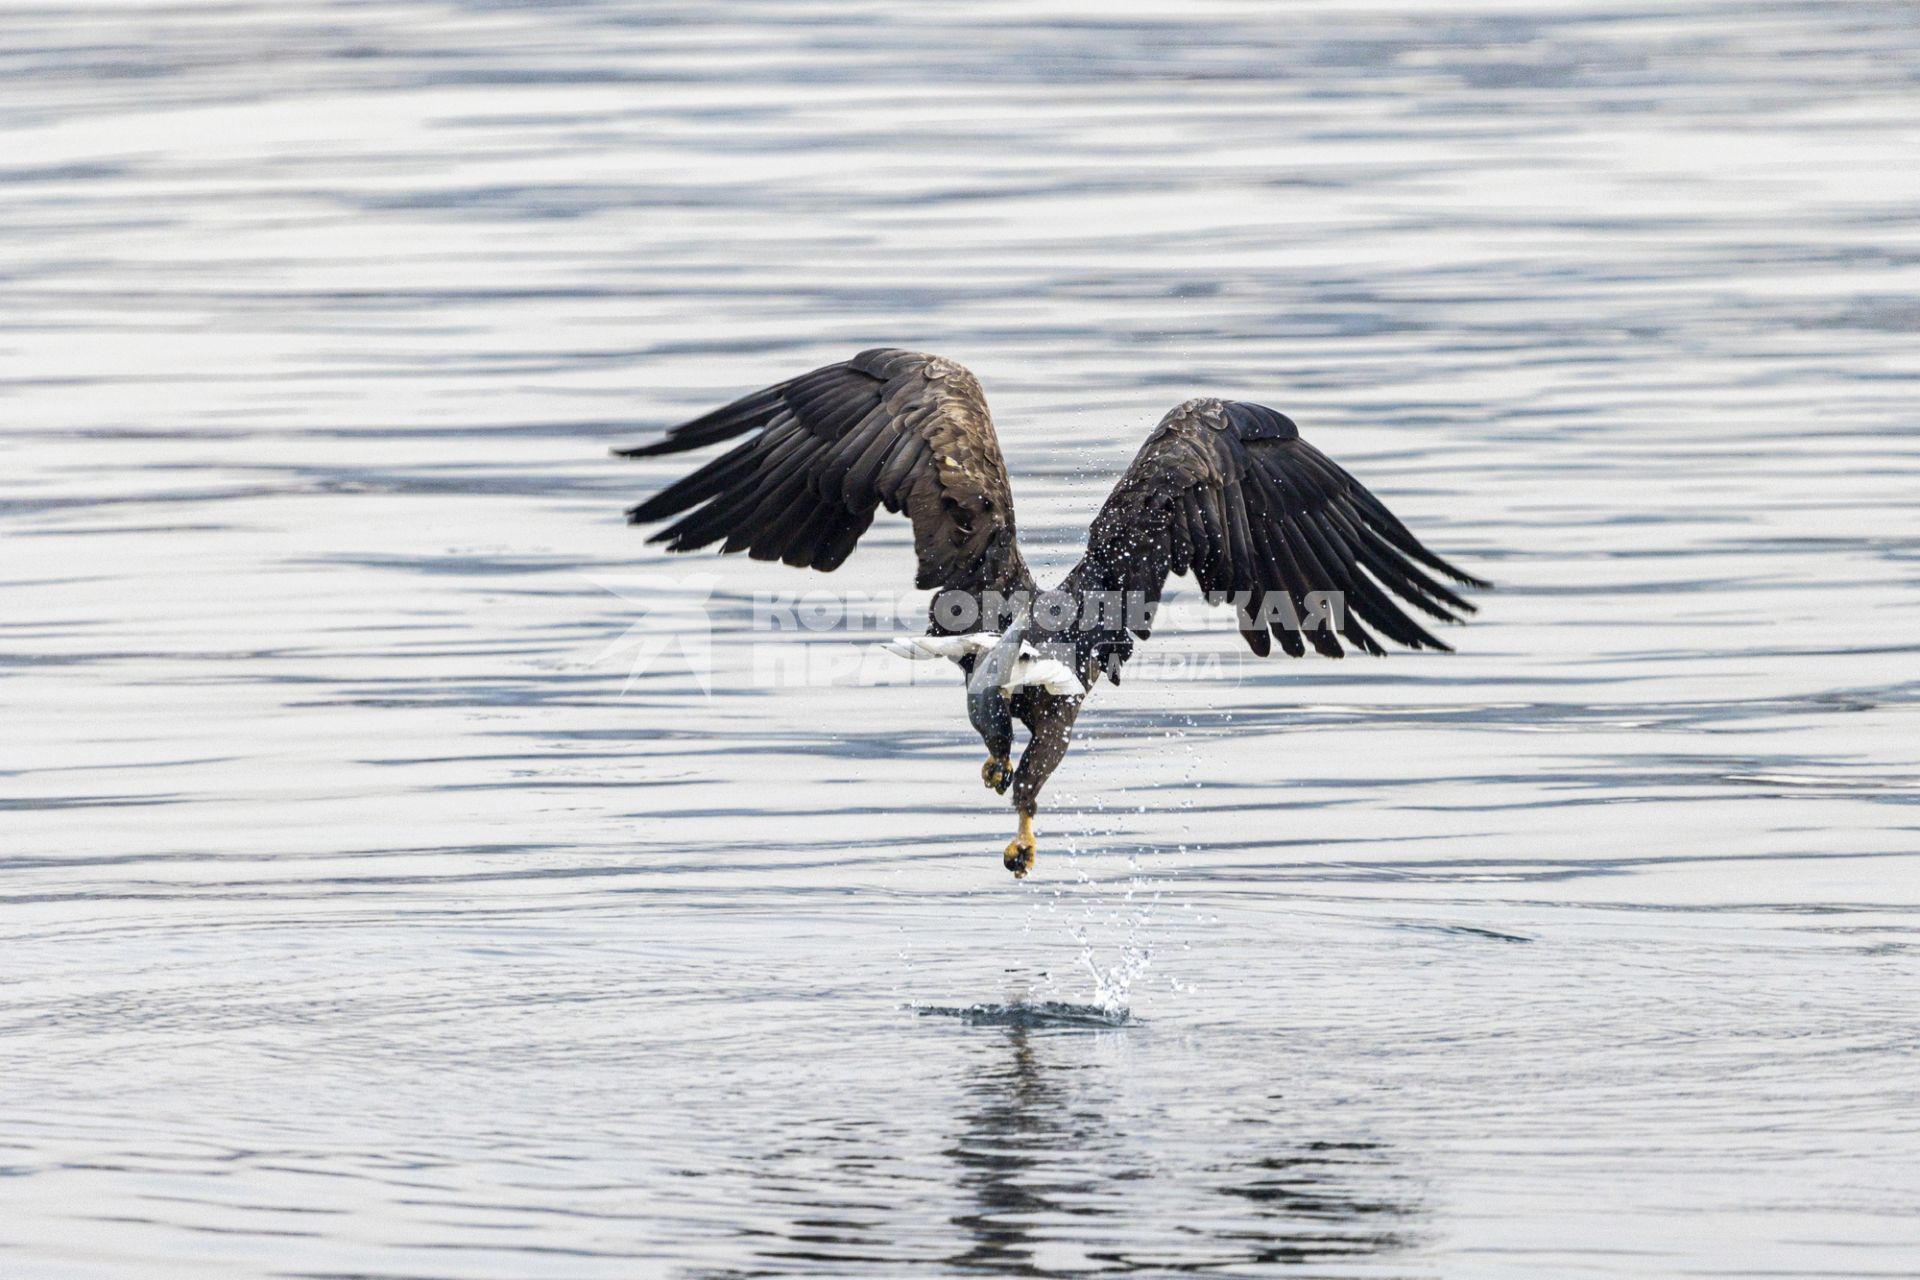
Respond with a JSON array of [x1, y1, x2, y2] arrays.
[[617, 349, 1029, 597], [1064, 398, 1486, 671]]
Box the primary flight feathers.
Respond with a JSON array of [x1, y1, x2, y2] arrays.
[[617, 348, 1485, 666]]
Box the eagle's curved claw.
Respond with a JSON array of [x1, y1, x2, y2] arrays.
[[981, 756, 1012, 793], [1002, 814, 1037, 879]]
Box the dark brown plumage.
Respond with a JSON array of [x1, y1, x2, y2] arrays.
[[617, 349, 1486, 877], [618, 348, 1031, 596], [1063, 396, 1488, 674]]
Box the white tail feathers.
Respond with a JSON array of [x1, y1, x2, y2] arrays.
[[880, 633, 1000, 661], [1002, 652, 1086, 697], [880, 632, 1086, 697]]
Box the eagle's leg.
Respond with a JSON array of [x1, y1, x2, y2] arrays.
[[1003, 813, 1037, 879], [1002, 694, 1081, 879], [981, 756, 1012, 793]]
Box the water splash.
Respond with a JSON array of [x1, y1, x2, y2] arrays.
[[913, 999, 1133, 1029]]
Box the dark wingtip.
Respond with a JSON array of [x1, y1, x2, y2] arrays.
[[625, 505, 686, 534], [612, 439, 674, 458], [1418, 549, 1491, 592], [626, 494, 677, 523]]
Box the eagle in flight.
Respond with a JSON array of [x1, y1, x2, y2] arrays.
[[616, 349, 1485, 878]]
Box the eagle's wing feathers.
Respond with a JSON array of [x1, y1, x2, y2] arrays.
[[619, 349, 1026, 596], [1065, 398, 1485, 672]]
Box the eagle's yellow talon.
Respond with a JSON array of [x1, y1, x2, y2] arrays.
[[981, 756, 1012, 793], [1002, 814, 1037, 878]]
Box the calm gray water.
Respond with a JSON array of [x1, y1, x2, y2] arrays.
[[4, 2, 1919, 1276]]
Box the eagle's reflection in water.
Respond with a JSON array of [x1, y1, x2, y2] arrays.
[[942, 1021, 1420, 1275]]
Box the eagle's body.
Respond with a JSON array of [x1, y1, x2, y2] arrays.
[[617, 349, 1485, 877]]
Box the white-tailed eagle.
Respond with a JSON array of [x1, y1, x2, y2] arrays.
[[617, 349, 1485, 877]]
